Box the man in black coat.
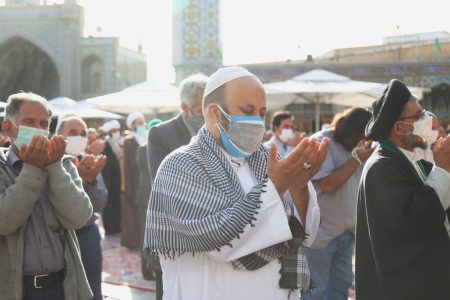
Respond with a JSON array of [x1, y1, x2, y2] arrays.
[[146, 73, 208, 300], [356, 79, 450, 300], [99, 121, 122, 235]]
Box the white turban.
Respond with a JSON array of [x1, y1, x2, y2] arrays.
[[100, 120, 120, 133], [203, 66, 259, 98], [126, 111, 145, 129]]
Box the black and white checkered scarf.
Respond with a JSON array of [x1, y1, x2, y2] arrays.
[[144, 127, 311, 293]]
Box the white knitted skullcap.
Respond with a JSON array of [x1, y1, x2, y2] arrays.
[[100, 120, 120, 133], [204, 66, 258, 98], [126, 111, 145, 129]]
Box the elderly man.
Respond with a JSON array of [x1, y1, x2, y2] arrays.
[[0, 93, 93, 300], [144, 66, 328, 299], [99, 120, 122, 235], [147, 73, 208, 180], [146, 73, 208, 299], [356, 79, 450, 300], [56, 115, 108, 300]]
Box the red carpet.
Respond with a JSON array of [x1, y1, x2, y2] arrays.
[[102, 239, 156, 292]]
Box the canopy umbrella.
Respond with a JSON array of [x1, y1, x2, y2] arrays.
[[323, 83, 430, 109], [84, 81, 180, 114], [264, 69, 385, 131], [364, 85, 429, 100], [48, 97, 122, 119], [265, 69, 431, 131]]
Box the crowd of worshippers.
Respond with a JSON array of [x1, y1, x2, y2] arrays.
[[1, 66, 450, 300]]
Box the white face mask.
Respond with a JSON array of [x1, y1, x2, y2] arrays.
[[278, 128, 294, 143], [111, 131, 120, 141], [65, 136, 88, 156], [412, 115, 433, 138], [424, 130, 439, 146], [401, 113, 433, 141]]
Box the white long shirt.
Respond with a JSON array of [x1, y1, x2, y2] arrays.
[[159, 152, 320, 300]]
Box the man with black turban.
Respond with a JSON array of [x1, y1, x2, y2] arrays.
[[355, 79, 450, 300]]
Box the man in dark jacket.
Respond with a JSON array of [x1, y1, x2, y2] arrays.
[[147, 73, 208, 180], [146, 73, 208, 300], [356, 79, 450, 300], [99, 120, 122, 235]]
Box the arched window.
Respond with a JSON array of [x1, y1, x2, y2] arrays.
[[82, 55, 103, 94], [0, 36, 59, 101]]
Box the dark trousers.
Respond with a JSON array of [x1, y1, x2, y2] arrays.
[[23, 284, 64, 300], [156, 270, 163, 300], [102, 192, 121, 235], [76, 223, 103, 300]]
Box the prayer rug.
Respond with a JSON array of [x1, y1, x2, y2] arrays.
[[102, 239, 156, 292]]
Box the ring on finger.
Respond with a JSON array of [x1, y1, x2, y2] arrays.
[[303, 162, 312, 170]]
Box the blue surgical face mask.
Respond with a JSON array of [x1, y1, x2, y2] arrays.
[[216, 106, 266, 158], [13, 125, 50, 150]]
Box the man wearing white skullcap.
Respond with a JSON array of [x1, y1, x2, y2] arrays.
[[144, 66, 328, 299], [122, 112, 147, 249], [145, 73, 208, 299], [100, 120, 120, 134], [99, 119, 123, 236], [126, 112, 145, 130]]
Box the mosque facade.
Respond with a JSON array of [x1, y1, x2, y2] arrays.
[[0, 0, 147, 102], [243, 32, 450, 131], [172, 0, 222, 83]]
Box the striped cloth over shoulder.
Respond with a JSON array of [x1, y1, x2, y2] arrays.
[[144, 127, 311, 292]]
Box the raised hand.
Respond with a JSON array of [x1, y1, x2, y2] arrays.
[[47, 135, 66, 166], [73, 154, 107, 184], [86, 139, 106, 155], [19, 135, 49, 168], [354, 140, 376, 164], [300, 137, 330, 179], [287, 131, 307, 148], [268, 137, 330, 198], [433, 136, 450, 172]]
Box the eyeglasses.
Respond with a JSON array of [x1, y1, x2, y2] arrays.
[[397, 109, 426, 121]]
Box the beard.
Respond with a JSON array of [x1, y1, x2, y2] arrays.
[[403, 134, 427, 150]]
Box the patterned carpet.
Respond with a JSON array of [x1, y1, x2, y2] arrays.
[[100, 232, 355, 298], [102, 238, 156, 292]]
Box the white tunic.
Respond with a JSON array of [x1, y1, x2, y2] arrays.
[[160, 153, 321, 300]]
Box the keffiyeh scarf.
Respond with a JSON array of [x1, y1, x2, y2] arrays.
[[144, 127, 311, 292]]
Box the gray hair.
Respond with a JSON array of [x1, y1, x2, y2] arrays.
[[202, 83, 226, 112], [5, 92, 52, 121], [179, 73, 208, 108], [56, 114, 87, 135]]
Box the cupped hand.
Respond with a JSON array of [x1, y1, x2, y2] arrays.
[[74, 154, 107, 183], [46, 135, 66, 166], [20, 135, 49, 168], [287, 131, 307, 148], [268, 137, 330, 197], [433, 136, 450, 172]]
